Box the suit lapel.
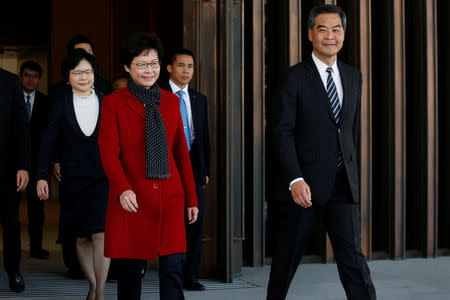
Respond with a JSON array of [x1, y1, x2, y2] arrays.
[[188, 88, 199, 135], [91, 91, 103, 137], [30, 92, 38, 122], [30, 91, 44, 124], [66, 92, 85, 138], [304, 59, 337, 126], [337, 61, 352, 127]]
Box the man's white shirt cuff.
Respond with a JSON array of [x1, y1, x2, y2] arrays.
[[289, 178, 304, 190]]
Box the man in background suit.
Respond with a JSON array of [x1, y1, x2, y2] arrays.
[[267, 5, 376, 300], [0, 67, 30, 292], [161, 48, 211, 291], [18, 61, 51, 259]]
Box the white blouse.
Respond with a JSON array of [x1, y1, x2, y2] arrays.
[[73, 89, 99, 136]]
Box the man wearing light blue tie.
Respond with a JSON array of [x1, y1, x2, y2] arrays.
[[161, 48, 211, 291]]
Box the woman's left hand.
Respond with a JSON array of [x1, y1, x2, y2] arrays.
[[187, 207, 199, 224]]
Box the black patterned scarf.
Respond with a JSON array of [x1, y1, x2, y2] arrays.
[[128, 79, 169, 179]]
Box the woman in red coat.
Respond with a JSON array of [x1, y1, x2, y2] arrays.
[[98, 32, 198, 300]]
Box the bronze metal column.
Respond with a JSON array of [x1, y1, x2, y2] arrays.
[[371, 0, 406, 259]]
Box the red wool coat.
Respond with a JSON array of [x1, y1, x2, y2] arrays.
[[98, 87, 197, 260]]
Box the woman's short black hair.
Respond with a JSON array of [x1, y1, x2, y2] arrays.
[[120, 32, 163, 67], [61, 48, 98, 82]]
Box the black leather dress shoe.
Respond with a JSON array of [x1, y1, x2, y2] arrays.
[[30, 248, 50, 259], [8, 272, 25, 293], [184, 278, 205, 291]]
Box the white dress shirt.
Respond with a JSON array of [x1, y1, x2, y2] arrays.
[[73, 89, 99, 136], [289, 53, 344, 190], [311, 52, 344, 106], [169, 79, 195, 142], [23, 90, 36, 116]]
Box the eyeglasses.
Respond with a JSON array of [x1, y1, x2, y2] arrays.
[[132, 61, 160, 70], [22, 73, 40, 79], [71, 69, 94, 77]]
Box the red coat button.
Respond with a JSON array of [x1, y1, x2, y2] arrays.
[[153, 183, 159, 189]]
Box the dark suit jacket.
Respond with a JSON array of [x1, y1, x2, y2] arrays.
[[160, 82, 211, 186], [37, 89, 106, 181], [23, 90, 52, 175], [0, 68, 30, 178], [271, 58, 361, 206]]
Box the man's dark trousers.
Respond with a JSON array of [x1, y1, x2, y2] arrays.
[[0, 179, 22, 273], [267, 169, 376, 300], [184, 180, 204, 279]]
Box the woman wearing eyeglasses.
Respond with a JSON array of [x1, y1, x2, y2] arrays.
[[36, 49, 110, 300], [97, 32, 198, 300]]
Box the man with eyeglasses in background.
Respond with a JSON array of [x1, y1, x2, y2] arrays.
[[18, 61, 52, 260]]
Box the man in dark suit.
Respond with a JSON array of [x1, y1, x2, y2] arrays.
[[18, 61, 51, 259], [0, 67, 30, 293], [161, 48, 211, 291], [267, 5, 376, 300]]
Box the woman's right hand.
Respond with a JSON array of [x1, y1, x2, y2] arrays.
[[36, 180, 49, 200], [119, 190, 139, 213], [52, 163, 61, 182]]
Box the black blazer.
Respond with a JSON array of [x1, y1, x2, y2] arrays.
[[0, 68, 30, 178], [160, 82, 211, 186], [271, 58, 361, 206], [25, 90, 52, 174], [37, 89, 106, 181]]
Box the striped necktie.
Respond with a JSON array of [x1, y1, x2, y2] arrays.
[[176, 90, 191, 151], [326, 67, 343, 170], [326, 67, 341, 124]]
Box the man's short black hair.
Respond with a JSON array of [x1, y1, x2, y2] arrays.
[[20, 60, 43, 77], [61, 48, 98, 82], [308, 5, 347, 30], [114, 72, 129, 82], [169, 48, 195, 65], [120, 32, 163, 67], [67, 34, 94, 54]]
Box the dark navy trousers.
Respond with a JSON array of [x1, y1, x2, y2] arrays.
[[267, 169, 377, 300], [116, 253, 186, 300]]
